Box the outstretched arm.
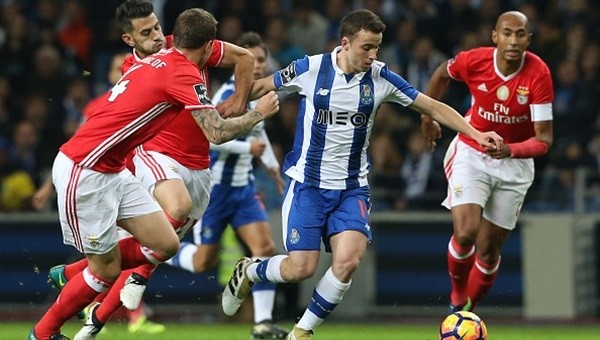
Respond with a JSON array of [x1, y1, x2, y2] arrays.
[[486, 120, 553, 159], [248, 74, 277, 101], [191, 91, 279, 144]]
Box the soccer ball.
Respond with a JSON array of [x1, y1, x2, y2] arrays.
[[439, 311, 487, 340]]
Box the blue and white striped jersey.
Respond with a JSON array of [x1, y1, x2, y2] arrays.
[[210, 77, 279, 187], [273, 46, 420, 189]]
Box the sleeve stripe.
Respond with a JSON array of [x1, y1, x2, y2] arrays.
[[530, 103, 553, 121], [185, 104, 215, 110]]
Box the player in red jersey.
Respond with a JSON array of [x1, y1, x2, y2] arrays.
[[421, 11, 553, 313], [30, 8, 279, 340]]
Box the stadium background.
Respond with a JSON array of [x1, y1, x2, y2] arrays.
[[0, 0, 599, 331]]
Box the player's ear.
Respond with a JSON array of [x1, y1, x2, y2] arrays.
[[341, 37, 350, 50], [491, 30, 498, 44], [122, 34, 134, 47]]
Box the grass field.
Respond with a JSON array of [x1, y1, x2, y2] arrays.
[[11, 321, 600, 340]]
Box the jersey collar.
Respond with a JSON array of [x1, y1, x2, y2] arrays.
[[493, 48, 526, 81]]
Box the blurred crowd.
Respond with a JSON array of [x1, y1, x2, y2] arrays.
[[0, 0, 599, 213]]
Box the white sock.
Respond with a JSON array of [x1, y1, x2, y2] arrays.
[[247, 254, 287, 283], [297, 267, 351, 331], [252, 289, 275, 323], [165, 242, 197, 273]]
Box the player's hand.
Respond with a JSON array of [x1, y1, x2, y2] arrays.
[[249, 138, 266, 157], [475, 131, 503, 152], [420, 115, 442, 151], [216, 97, 246, 118], [255, 91, 279, 119], [485, 142, 511, 159], [31, 184, 53, 211], [268, 167, 285, 195]]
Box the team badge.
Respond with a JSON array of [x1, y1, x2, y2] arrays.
[[193, 84, 212, 105], [496, 85, 509, 101], [453, 184, 463, 198], [289, 228, 300, 245], [516, 86, 529, 105], [280, 61, 297, 84], [360, 84, 373, 105], [87, 235, 100, 249]]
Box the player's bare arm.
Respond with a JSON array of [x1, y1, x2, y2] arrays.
[[215, 42, 255, 117], [192, 91, 279, 144], [411, 93, 503, 150], [248, 74, 277, 101], [420, 61, 451, 150], [486, 120, 553, 159]]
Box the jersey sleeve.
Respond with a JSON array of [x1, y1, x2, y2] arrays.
[[273, 55, 310, 95], [165, 65, 215, 110], [205, 40, 225, 68], [447, 50, 470, 82], [530, 67, 554, 121], [379, 65, 419, 106], [121, 54, 136, 74]]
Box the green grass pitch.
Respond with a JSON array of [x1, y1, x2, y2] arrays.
[[9, 321, 600, 339]]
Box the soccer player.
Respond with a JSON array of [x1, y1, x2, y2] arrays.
[[30, 8, 279, 340], [166, 31, 288, 339], [420, 11, 553, 313], [220, 9, 503, 339]]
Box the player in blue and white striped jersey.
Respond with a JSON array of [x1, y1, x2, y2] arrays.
[[221, 10, 503, 339], [166, 32, 288, 339]]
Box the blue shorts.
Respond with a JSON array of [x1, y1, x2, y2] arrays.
[[282, 179, 372, 253], [196, 182, 268, 245]]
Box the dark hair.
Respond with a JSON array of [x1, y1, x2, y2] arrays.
[[236, 31, 268, 56], [172, 8, 218, 49], [340, 9, 386, 40], [116, 0, 155, 33]]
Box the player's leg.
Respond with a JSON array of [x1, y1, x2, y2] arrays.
[[292, 186, 370, 335], [466, 218, 510, 309], [466, 170, 531, 310], [443, 141, 490, 311], [223, 179, 322, 316]]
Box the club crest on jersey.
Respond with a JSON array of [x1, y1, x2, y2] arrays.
[[280, 61, 297, 84], [360, 84, 373, 105], [289, 228, 300, 245], [193, 84, 212, 105], [496, 85, 509, 101], [516, 86, 529, 105]]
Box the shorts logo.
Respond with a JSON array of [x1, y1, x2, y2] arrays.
[[289, 228, 300, 245], [194, 84, 212, 105], [360, 84, 373, 105], [280, 62, 297, 84], [453, 184, 463, 198], [201, 225, 213, 239], [87, 235, 101, 249]]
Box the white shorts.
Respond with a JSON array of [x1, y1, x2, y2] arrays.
[[442, 138, 534, 230], [52, 152, 162, 254], [133, 147, 211, 239]]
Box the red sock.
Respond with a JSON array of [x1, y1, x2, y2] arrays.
[[447, 236, 475, 306], [466, 256, 500, 308], [118, 237, 165, 269], [64, 259, 88, 280], [133, 263, 157, 280], [95, 269, 132, 324], [34, 268, 111, 339], [164, 211, 186, 231]]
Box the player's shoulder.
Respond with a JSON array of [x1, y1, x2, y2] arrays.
[[460, 46, 494, 61], [524, 51, 551, 73]]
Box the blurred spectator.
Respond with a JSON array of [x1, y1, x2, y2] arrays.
[[0, 136, 35, 212], [323, 0, 351, 51], [368, 133, 402, 211], [62, 77, 90, 138], [288, 0, 328, 55], [552, 59, 580, 140], [263, 16, 306, 73], [379, 20, 416, 76], [58, 0, 93, 69], [405, 36, 447, 92]]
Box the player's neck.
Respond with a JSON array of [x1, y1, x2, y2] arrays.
[[336, 50, 358, 75], [496, 59, 521, 77]]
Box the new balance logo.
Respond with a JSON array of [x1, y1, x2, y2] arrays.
[[477, 83, 488, 92], [316, 88, 330, 96]]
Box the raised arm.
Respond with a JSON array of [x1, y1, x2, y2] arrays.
[[248, 74, 277, 101], [216, 42, 255, 117], [191, 91, 279, 145]]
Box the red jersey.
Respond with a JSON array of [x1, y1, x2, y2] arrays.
[[448, 47, 553, 152], [123, 37, 225, 169], [60, 48, 214, 172]]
